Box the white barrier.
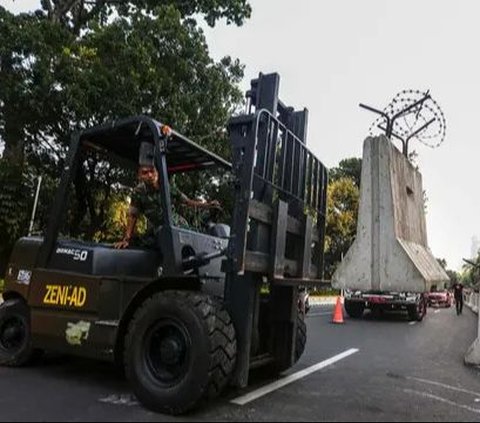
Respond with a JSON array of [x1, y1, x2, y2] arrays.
[[464, 292, 479, 313], [464, 292, 480, 366]]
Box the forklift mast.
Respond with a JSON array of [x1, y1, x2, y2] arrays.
[[224, 73, 328, 387]]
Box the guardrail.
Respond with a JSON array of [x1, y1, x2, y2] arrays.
[[464, 291, 480, 366]]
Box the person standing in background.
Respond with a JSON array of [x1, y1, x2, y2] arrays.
[[453, 281, 464, 316]]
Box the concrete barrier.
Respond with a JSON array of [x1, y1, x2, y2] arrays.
[[332, 136, 448, 293], [464, 292, 480, 366], [465, 292, 479, 314]]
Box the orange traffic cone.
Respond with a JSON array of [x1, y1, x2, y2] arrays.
[[332, 296, 345, 324]]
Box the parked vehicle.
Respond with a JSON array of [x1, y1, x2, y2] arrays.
[[344, 290, 428, 322], [427, 290, 452, 308]]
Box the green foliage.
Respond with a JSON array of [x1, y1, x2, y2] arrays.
[[324, 176, 360, 279], [461, 254, 480, 288], [436, 258, 459, 288], [0, 2, 246, 246], [175, 170, 234, 231], [38, 0, 251, 34], [322, 157, 363, 279], [446, 269, 459, 285], [329, 158, 362, 188], [0, 162, 32, 249], [311, 287, 341, 297], [0, 8, 73, 166], [0, 278, 4, 293]]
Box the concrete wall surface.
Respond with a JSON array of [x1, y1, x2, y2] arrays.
[[465, 292, 480, 366], [332, 136, 448, 293]]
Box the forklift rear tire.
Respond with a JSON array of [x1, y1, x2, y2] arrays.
[[0, 299, 37, 367], [344, 300, 365, 319], [124, 291, 237, 415]]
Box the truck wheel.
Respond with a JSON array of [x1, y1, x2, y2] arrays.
[[0, 299, 36, 367], [408, 298, 427, 322], [344, 300, 365, 319], [124, 291, 236, 415]]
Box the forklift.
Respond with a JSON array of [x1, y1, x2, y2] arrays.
[[0, 73, 328, 414]]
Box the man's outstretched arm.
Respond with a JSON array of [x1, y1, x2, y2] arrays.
[[114, 210, 138, 249], [182, 196, 221, 210]]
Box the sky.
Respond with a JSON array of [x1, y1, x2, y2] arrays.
[[2, 0, 479, 270]]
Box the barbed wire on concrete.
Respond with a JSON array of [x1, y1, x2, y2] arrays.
[[362, 90, 447, 156]]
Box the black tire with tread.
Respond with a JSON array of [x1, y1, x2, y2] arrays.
[[345, 300, 365, 319], [124, 291, 236, 415], [408, 297, 427, 322], [271, 314, 307, 373], [0, 299, 37, 367], [295, 315, 307, 362]]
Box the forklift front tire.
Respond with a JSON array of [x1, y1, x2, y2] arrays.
[[271, 313, 307, 374], [124, 291, 237, 415]]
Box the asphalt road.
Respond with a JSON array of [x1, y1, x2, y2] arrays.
[[0, 305, 479, 422]]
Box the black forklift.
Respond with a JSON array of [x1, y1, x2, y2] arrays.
[[0, 73, 328, 414]]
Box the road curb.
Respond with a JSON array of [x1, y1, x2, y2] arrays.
[[310, 297, 340, 306]]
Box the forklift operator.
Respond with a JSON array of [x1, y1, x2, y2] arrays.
[[115, 161, 220, 250]]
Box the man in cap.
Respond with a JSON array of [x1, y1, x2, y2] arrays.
[[114, 142, 220, 249]]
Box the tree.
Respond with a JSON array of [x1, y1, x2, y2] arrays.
[[39, 0, 251, 34], [324, 177, 360, 279], [329, 158, 362, 188], [436, 258, 459, 289], [0, 2, 249, 274], [322, 157, 362, 279], [461, 255, 480, 289], [0, 163, 33, 266]]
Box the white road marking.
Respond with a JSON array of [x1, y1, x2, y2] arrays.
[[404, 389, 480, 415], [407, 377, 480, 397], [231, 348, 359, 406], [409, 322, 417, 326], [434, 310, 441, 314], [99, 394, 139, 407]]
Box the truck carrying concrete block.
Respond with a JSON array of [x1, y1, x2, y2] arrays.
[[332, 135, 448, 293]]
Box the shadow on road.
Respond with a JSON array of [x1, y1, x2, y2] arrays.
[[360, 310, 415, 323]]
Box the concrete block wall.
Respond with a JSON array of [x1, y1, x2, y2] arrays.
[[333, 136, 448, 293], [464, 292, 480, 366], [465, 292, 479, 314]]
